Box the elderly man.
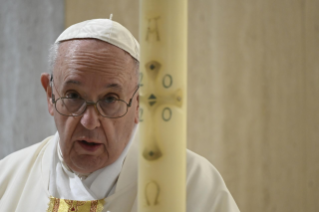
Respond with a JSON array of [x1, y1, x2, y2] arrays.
[[0, 19, 240, 212]]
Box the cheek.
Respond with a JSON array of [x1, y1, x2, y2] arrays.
[[48, 100, 54, 116], [116, 111, 136, 140], [102, 118, 130, 145], [54, 115, 78, 150], [100, 119, 117, 141], [54, 114, 68, 134]]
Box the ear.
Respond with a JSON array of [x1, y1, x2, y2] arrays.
[[134, 94, 139, 124], [41, 73, 54, 116]]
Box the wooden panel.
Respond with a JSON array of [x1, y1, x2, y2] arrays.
[[188, 0, 314, 212], [65, 1, 319, 211], [305, 0, 319, 211]]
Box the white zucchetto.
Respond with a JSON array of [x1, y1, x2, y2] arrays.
[[55, 19, 140, 61]]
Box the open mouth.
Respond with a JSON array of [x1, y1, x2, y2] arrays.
[[78, 140, 102, 152]]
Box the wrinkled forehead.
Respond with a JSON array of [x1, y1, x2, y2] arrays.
[[58, 39, 131, 62], [53, 39, 137, 83]]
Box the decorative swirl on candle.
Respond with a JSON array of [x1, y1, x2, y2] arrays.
[[143, 139, 162, 161]]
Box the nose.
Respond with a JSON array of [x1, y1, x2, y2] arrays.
[[80, 105, 101, 130]]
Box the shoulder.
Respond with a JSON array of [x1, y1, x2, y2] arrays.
[[186, 149, 218, 175], [0, 136, 53, 168], [186, 149, 226, 193], [186, 149, 240, 212], [0, 136, 53, 197]]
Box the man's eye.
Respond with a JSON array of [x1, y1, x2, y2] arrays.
[[102, 96, 117, 103], [65, 92, 80, 99]]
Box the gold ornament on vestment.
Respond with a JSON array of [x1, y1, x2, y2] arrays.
[[47, 196, 105, 212]]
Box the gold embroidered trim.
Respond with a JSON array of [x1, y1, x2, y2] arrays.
[[47, 196, 105, 212]]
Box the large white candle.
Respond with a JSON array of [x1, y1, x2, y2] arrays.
[[138, 0, 187, 211]]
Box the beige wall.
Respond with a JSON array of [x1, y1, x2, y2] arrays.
[[188, 1, 319, 211], [65, 0, 319, 211]]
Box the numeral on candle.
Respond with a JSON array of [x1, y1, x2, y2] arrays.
[[162, 107, 172, 122], [162, 74, 173, 88]]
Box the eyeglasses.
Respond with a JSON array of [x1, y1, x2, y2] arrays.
[[50, 75, 139, 118]]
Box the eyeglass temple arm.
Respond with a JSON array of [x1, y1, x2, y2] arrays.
[[128, 85, 140, 107], [50, 74, 56, 104]]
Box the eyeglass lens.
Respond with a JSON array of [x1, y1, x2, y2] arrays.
[[55, 98, 128, 118]]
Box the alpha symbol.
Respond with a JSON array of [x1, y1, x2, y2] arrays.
[[146, 17, 160, 41]]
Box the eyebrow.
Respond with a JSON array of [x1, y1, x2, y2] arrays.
[[65, 80, 81, 85], [64, 80, 122, 90]]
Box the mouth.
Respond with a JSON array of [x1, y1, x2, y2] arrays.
[[78, 140, 102, 152]]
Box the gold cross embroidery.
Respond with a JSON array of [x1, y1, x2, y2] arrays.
[[47, 196, 105, 212], [64, 200, 85, 212]]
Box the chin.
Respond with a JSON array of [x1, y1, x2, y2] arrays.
[[70, 155, 106, 174]]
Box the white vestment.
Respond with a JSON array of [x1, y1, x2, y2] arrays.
[[49, 132, 134, 200], [0, 134, 240, 212]]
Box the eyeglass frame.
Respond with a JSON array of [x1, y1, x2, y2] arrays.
[[49, 74, 139, 118]]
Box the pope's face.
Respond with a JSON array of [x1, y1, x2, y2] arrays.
[[46, 39, 138, 174]]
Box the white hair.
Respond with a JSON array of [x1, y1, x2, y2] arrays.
[[48, 43, 59, 74]]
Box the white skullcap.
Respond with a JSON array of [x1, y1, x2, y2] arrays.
[[55, 19, 140, 61]]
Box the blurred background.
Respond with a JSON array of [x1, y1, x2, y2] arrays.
[[1, 0, 318, 211]]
